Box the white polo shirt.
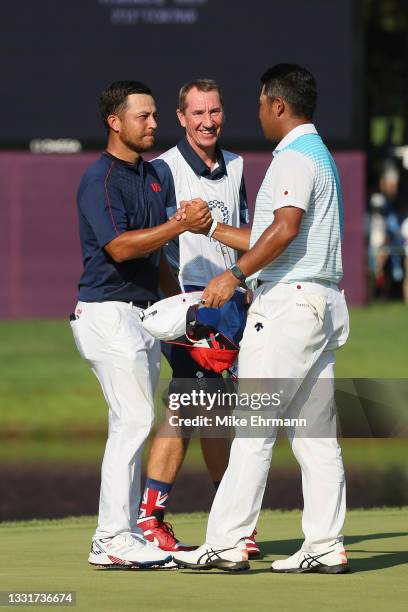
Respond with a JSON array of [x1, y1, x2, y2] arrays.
[[249, 124, 344, 284]]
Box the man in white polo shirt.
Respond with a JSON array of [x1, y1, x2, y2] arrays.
[[173, 64, 350, 573]]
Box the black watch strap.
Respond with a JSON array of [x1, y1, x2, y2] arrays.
[[229, 263, 246, 282]]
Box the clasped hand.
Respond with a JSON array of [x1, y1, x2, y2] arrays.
[[173, 198, 212, 234]]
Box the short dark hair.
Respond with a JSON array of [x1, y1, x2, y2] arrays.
[[260, 64, 317, 120], [99, 80, 153, 129], [178, 78, 223, 113]]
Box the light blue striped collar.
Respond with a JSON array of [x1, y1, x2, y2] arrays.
[[273, 123, 317, 156]]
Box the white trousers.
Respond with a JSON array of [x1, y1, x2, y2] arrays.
[[70, 300, 160, 539], [206, 281, 349, 552]]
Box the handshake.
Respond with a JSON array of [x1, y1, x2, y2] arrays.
[[172, 198, 213, 235]]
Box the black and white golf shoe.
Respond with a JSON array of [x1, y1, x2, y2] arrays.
[[174, 540, 250, 572], [271, 546, 349, 574]]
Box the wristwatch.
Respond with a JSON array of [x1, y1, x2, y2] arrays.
[[229, 263, 246, 282]]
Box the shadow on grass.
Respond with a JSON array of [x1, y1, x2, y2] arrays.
[[255, 532, 408, 572], [260, 531, 407, 557], [180, 548, 408, 575], [179, 531, 408, 575], [349, 551, 408, 573], [346, 532, 408, 546]]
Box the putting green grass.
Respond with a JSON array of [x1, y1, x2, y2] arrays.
[[1, 509, 407, 612]]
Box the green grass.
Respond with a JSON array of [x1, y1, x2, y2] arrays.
[[0, 437, 406, 472], [0, 509, 407, 612], [0, 320, 104, 436], [0, 319, 171, 437], [0, 306, 406, 470], [0, 304, 407, 437], [336, 303, 408, 377]]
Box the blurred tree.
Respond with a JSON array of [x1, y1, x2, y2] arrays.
[[365, 0, 408, 141]]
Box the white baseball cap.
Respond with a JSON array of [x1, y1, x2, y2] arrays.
[[139, 291, 203, 340]]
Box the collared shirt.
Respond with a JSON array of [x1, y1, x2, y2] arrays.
[[76, 152, 167, 302], [249, 123, 344, 284], [176, 136, 227, 180], [152, 137, 248, 287]]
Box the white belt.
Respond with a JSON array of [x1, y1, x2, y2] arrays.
[[256, 279, 337, 290]]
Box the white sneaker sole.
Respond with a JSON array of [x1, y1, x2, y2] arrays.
[[88, 553, 173, 570], [271, 563, 349, 574]]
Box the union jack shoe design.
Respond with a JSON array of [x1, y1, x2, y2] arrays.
[[245, 528, 260, 558], [137, 516, 196, 552], [88, 532, 172, 569], [173, 540, 250, 572], [271, 545, 349, 574]]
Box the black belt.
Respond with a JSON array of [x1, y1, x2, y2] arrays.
[[123, 300, 153, 309], [69, 300, 153, 322]]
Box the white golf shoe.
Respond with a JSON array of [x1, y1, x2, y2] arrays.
[[173, 539, 250, 571], [88, 532, 173, 569], [271, 545, 349, 574]]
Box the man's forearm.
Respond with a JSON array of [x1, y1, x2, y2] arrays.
[[200, 220, 299, 308], [212, 224, 251, 251], [236, 220, 298, 277], [105, 219, 184, 262], [175, 199, 250, 250], [201, 208, 304, 308]]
